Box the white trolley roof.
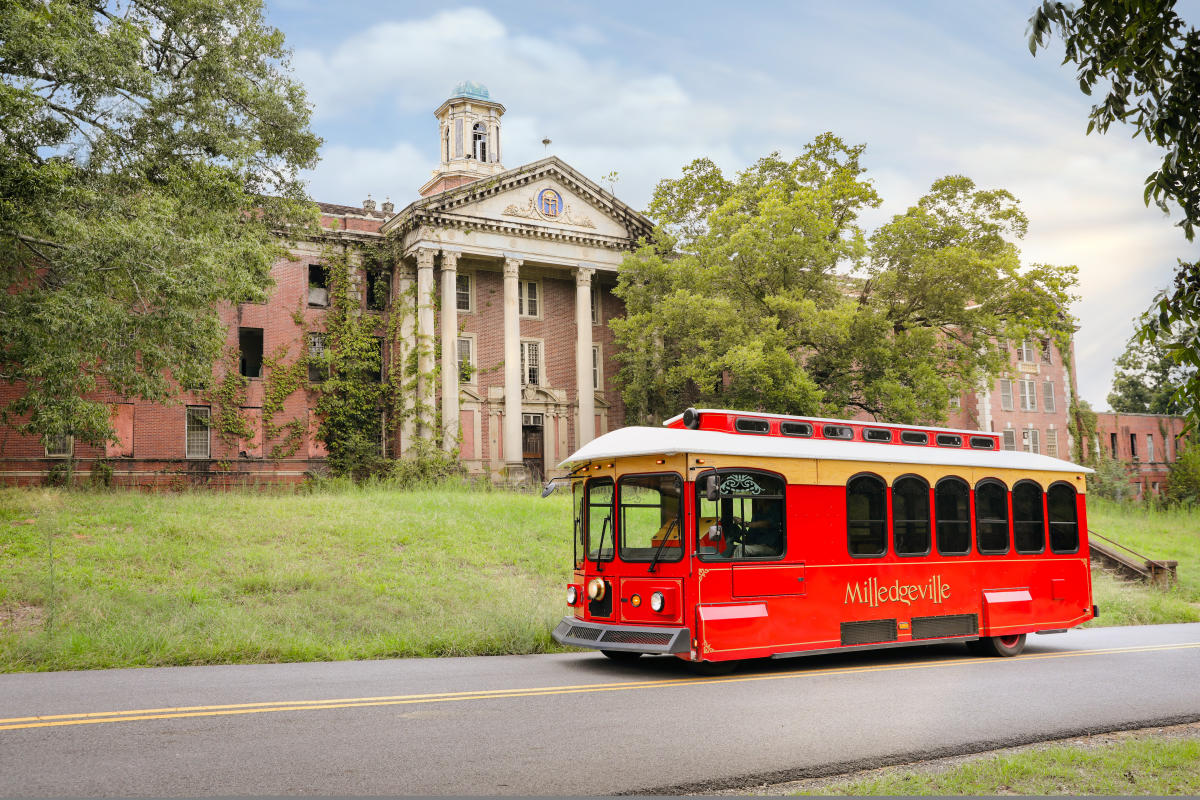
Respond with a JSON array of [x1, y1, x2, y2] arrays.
[[560, 425, 1092, 474]]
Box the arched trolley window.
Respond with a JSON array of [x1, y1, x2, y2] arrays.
[[1047, 482, 1080, 553], [696, 470, 786, 561], [892, 475, 931, 556], [618, 473, 683, 564], [975, 479, 1009, 554], [1012, 480, 1046, 554], [585, 477, 614, 563], [934, 477, 971, 556], [847, 473, 887, 557]]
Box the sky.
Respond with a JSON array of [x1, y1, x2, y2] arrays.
[[264, 0, 1199, 412]]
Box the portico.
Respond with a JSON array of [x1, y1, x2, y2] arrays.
[[380, 85, 651, 481]]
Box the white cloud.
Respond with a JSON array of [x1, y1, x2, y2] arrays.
[[291, 5, 1199, 411]]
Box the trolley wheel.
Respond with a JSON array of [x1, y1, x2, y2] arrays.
[[600, 649, 642, 663], [976, 633, 1027, 657], [687, 659, 738, 676]]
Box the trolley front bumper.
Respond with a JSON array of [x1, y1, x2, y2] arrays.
[[552, 616, 690, 654]]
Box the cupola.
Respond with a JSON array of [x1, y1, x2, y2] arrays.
[[419, 81, 507, 197]]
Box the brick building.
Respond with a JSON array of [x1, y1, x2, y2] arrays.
[[1092, 411, 1188, 497], [0, 82, 651, 487]]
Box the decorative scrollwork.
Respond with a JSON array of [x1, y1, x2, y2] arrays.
[[718, 473, 764, 495]]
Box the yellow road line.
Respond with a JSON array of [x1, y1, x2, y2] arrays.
[[2, 641, 1196, 733]]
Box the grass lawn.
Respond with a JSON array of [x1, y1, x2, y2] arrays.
[[0, 484, 574, 671], [1085, 499, 1200, 627], [0, 488, 1197, 672], [797, 731, 1200, 795]]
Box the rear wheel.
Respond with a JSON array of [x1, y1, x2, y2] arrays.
[[976, 633, 1027, 657], [600, 649, 642, 663]]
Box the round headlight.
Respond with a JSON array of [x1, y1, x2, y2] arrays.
[[566, 585, 578, 605], [650, 591, 665, 612], [587, 577, 606, 601]]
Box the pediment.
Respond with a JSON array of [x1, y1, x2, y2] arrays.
[[384, 157, 653, 244]]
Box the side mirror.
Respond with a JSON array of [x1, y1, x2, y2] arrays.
[[541, 481, 558, 498], [705, 474, 719, 502]]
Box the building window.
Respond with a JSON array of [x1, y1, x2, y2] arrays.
[[592, 344, 601, 391], [472, 122, 488, 161], [1019, 379, 1037, 411], [1111, 432, 1118, 458], [44, 433, 72, 458], [1022, 428, 1041, 454], [948, 396, 961, 409], [1130, 433, 1138, 459], [307, 332, 328, 383], [591, 285, 601, 326], [520, 340, 541, 386], [1041, 339, 1053, 364], [1018, 339, 1036, 363], [1002, 429, 1016, 451], [1147, 434, 1155, 462], [518, 280, 540, 318], [239, 327, 263, 378], [1043, 380, 1055, 413], [366, 269, 390, 311], [308, 264, 329, 307], [1046, 428, 1059, 458], [999, 379, 1014, 411], [457, 336, 474, 383], [456, 273, 472, 312], [186, 406, 211, 459]]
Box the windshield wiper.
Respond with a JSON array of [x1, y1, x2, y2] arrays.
[[594, 515, 612, 572], [647, 517, 679, 574]]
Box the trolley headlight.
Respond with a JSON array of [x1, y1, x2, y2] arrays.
[[650, 591, 665, 613], [566, 585, 578, 605], [586, 577, 606, 601]]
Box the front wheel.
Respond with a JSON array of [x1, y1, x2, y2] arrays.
[[976, 633, 1026, 657], [601, 649, 642, 663]]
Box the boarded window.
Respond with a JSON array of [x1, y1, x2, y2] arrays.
[[847, 474, 887, 556], [1046, 429, 1059, 458], [186, 407, 211, 459]]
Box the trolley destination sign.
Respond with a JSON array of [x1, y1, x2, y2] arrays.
[[844, 575, 952, 607]]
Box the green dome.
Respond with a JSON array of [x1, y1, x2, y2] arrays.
[[451, 81, 491, 101]]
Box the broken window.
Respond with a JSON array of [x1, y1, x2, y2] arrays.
[[366, 269, 390, 311], [239, 327, 263, 378], [308, 264, 329, 307], [307, 332, 328, 382]]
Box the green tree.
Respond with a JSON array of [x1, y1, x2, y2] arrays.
[[1028, 1, 1200, 422], [1164, 441, 1200, 505], [0, 0, 320, 446], [613, 137, 1079, 425], [1107, 332, 1193, 414]]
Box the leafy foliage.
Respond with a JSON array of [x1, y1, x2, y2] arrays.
[[1108, 331, 1194, 414], [0, 0, 320, 446], [1165, 442, 1200, 505], [1087, 452, 1137, 502], [614, 137, 1078, 424], [1028, 1, 1200, 423]]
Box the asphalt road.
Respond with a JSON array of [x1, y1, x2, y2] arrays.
[[2, 623, 1199, 796]]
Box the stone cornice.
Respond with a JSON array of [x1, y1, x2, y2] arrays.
[[403, 207, 636, 251]]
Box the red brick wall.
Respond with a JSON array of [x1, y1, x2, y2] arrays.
[[1094, 411, 1188, 496]]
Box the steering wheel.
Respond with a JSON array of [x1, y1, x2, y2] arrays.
[[722, 518, 746, 551]]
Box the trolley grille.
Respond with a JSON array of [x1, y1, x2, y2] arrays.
[[566, 625, 602, 642], [600, 630, 674, 646], [841, 619, 898, 646], [911, 613, 978, 640]]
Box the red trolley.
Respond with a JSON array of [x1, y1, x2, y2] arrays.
[[550, 408, 1095, 670]]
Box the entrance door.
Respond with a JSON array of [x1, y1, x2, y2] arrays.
[[522, 413, 544, 483]]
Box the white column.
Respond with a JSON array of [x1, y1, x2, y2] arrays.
[[415, 247, 437, 441], [396, 264, 416, 455], [503, 257, 524, 473], [575, 266, 596, 448], [440, 250, 461, 452]]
